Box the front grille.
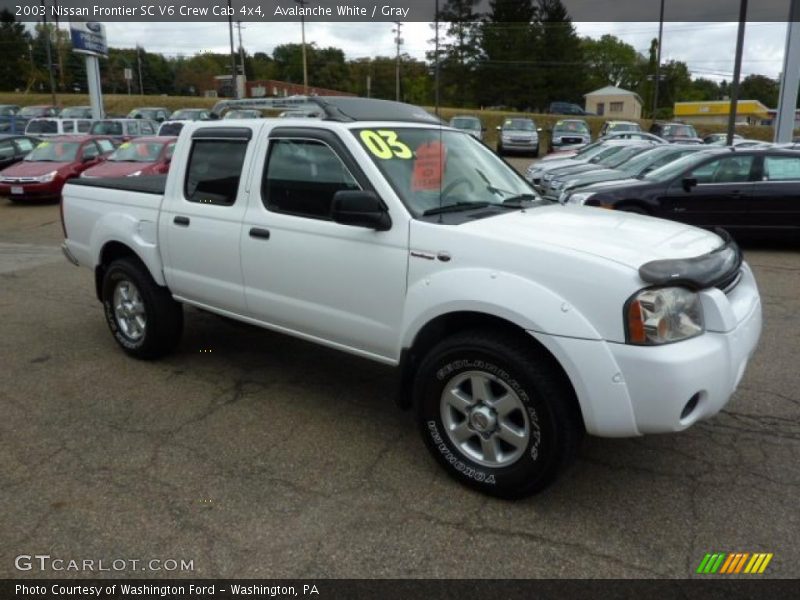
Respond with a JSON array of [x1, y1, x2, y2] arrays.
[[716, 269, 742, 295]]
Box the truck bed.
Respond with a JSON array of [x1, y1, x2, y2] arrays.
[[67, 175, 167, 195]]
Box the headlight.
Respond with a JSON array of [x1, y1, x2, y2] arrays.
[[127, 170, 142, 177], [551, 179, 564, 190], [36, 171, 57, 183], [568, 192, 594, 205], [625, 287, 704, 345]]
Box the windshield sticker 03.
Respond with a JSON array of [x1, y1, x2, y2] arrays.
[[412, 140, 446, 192], [359, 130, 412, 160]]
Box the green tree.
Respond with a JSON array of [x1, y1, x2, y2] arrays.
[[740, 74, 780, 108], [476, 0, 539, 109], [536, 0, 585, 108], [428, 0, 482, 107], [0, 10, 32, 92], [581, 34, 643, 91]]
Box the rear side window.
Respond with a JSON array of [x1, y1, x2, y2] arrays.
[[62, 121, 74, 133], [763, 156, 800, 181], [262, 138, 359, 219], [127, 121, 140, 135], [77, 120, 91, 133], [184, 139, 248, 206], [140, 121, 155, 135], [82, 142, 100, 159], [96, 139, 115, 153], [14, 138, 35, 153]]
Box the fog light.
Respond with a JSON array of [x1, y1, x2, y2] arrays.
[[680, 393, 701, 421]]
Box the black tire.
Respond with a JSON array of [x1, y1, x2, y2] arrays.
[[101, 257, 183, 359], [414, 329, 583, 498]]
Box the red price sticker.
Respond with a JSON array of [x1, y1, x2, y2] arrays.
[[412, 141, 446, 192]]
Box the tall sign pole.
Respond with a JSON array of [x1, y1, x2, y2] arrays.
[[41, 0, 57, 106], [227, 0, 237, 98], [775, 0, 800, 143], [726, 0, 748, 146], [652, 0, 665, 119], [69, 20, 107, 119]]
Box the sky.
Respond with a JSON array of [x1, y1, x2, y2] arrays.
[[95, 20, 790, 82]]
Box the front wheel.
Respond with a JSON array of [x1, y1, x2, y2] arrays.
[[101, 258, 183, 359], [414, 330, 583, 498]]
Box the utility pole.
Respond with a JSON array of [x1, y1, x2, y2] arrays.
[[652, 0, 665, 120], [40, 0, 57, 106], [775, 0, 800, 143], [227, 0, 237, 98], [236, 21, 246, 93], [393, 21, 403, 102], [136, 44, 144, 95], [294, 0, 309, 93], [727, 0, 748, 146]]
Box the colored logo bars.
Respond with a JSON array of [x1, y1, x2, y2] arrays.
[[696, 552, 773, 575]]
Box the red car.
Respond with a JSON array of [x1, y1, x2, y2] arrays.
[[0, 135, 114, 202], [81, 136, 176, 178]]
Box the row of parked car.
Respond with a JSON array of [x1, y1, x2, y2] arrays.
[[447, 113, 778, 158], [523, 135, 800, 234], [0, 133, 176, 203]]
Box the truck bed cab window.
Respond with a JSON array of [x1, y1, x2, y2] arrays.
[[184, 139, 248, 206]]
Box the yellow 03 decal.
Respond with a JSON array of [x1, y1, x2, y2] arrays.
[[359, 130, 413, 160]]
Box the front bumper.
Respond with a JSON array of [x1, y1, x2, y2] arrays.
[[0, 181, 61, 201], [500, 139, 539, 152], [531, 264, 762, 437]]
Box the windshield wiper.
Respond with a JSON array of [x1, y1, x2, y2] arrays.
[[423, 202, 490, 216], [500, 194, 542, 207]]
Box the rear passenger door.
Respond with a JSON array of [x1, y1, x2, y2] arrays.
[[240, 128, 408, 361], [750, 154, 800, 231], [159, 127, 252, 313]]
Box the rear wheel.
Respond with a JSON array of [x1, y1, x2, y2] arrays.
[[414, 330, 583, 498], [101, 258, 183, 359]]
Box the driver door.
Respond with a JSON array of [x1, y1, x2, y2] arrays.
[[661, 154, 755, 229]]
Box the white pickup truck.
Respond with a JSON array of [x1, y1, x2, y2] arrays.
[[61, 96, 762, 498]]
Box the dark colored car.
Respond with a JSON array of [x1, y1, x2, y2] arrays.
[[565, 147, 800, 234], [549, 102, 594, 116], [550, 119, 591, 151], [0, 135, 114, 202], [169, 108, 211, 121], [81, 136, 177, 178], [650, 122, 704, 144], [59, 106, 94, 119], [556, 144, 707, 203], [0, 135, 39, 170], [127, 107, 171, 122]]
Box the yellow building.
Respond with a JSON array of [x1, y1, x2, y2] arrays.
[[673, 100, 770, 126]]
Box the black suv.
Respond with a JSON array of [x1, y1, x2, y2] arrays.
[[549, 102, 593, 116]]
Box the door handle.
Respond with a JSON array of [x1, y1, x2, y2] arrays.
[[249, 227, 270, 240], [173, 216, 190, 226]]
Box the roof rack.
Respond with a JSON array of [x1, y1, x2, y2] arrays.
[[210, 95, 443, 125]]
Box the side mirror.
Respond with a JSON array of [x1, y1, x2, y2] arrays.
[[682, 177, 698, 192], [331, 190, 391, 231]]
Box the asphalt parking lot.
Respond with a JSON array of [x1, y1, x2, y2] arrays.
[[1, 186, 798, 579]]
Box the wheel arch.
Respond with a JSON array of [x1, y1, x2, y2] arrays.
[[94, 241, 155, 301]]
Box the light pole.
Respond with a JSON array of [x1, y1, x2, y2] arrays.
[[393, 22, 403, 101], [295, 0, 309, 93], [227, 0, 237, 98], [434, 0, 440, 115], [40, 0, 57, 106], [652, 0, 665, 120], [727, 0, 748, 146]]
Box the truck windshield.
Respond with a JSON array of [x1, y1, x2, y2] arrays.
[[109, 141, 165, 162], [554, 121, 589, 134], [353, 128, 538, 216], [25, 141, 80, 162]]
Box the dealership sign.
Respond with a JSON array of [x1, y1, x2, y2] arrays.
[[69, 20, 108, 58]]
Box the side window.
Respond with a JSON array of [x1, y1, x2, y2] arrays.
[[82, 142, 100, 159], [96, 139, 115, 154], [763, 156, 800, 181], [262, 138, 360, 220], [690, 156, 754, 184], [184, 139, 248, 206], [76, 120, 91, 133], [0, 140, 15, 159], [140, 121, 155, 134], [13, 138, 35, 154], [127, 121, 140, 135], [62, 121, 74, 133]]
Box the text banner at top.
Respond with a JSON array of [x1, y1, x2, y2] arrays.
[[2, 0, 798, 23]]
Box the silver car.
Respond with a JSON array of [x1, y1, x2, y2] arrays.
[[449, 115, 484, 140], [497, 118, 541, 157]]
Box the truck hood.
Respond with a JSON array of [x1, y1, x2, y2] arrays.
[[461, 205, 723, 270], [2, 161, 72, 177]]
